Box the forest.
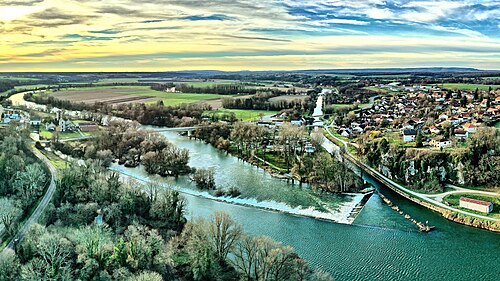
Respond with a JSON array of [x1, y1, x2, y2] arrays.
[[0, 162, 331, 281], [0, 126, 49, 243]]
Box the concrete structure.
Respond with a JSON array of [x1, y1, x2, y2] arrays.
[[459, 197, 493, 214]]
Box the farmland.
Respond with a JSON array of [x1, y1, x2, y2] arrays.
[[42, 86, 230, 106]]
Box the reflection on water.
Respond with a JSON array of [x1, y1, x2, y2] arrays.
[[128, 130, 500, 280]]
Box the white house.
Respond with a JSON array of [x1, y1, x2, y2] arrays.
[[454, 129, 469, 139], [403, 129, 416, 142], [430, 136, 451, 148]]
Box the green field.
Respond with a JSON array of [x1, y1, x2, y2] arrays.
[[96, 78, 140, 84], [0, 75, 41, 81], [39, 127, 83, 140], [364, 86, 392, 93], [204, 109, 279, 121], [177, 80, 239, 87], [152, 93, 230, 106], [443, 193, 500, 219], [433, 83, 500, 91]]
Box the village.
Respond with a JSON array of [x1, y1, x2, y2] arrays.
[[332, 84, 500, 150]]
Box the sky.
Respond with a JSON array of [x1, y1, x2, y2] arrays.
[[0, 0, 499, 71]]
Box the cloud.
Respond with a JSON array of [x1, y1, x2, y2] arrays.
[[17, 7, 96, 27], [0, 0, 44, 5], [97, 5, 157, 18], [62, 34, 116, 41], [183, 14, 234, 21]]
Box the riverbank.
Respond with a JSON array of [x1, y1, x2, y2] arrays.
[[113, 165, 368, 224]]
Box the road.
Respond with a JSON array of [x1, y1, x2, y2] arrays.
[[0, 147, 57, 257]]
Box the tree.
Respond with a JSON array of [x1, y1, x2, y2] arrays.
[[127, 271, 163, 281], [14, 163, 47, 209], [0, 253, 20, 280], [415, 131, 423, 148], [21, 232, 73, 280], [231, 235, 307, 281], [207, 212, 242, 262], [0, 198, 22, 236], [278, 123, 304, 171], [193, 168, 216, 190]]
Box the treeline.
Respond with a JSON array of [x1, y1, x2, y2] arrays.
[[151, 83, 257, 95], [357, 128, 500, 192], [25, 93, 208, 127], [222, 91, 310, 111], [0, 163, 331, 281], [334, 84, 374, 104], [0, 126, 49, 239], [193, 122, 361, 192]]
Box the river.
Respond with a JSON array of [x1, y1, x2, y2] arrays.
[[119, 131, 499, 280], [10, 92, 500, 280]]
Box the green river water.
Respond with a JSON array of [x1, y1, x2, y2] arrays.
[[116, 131, 500, 280]]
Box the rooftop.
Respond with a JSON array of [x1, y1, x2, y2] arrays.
[[460, 197, 493, 207]]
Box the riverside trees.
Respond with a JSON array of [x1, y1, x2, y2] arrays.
[[0, 163, 330, 281], [87, 121, 191, 177]]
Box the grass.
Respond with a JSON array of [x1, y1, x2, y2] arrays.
[[204, 109, 279, 121], [39, 149, 67, 170], [443, 193, 500, 219], [39, 127, 83, 140], [0, 75, 41, 81], [364, 86, 392, 93], [155, 93, 229, 106], [433, 83, 500, 91]]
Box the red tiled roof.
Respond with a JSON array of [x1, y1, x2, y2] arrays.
[[460, 197, 492, 206]]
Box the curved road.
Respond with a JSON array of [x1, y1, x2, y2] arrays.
[[0, 147, 57, 257]]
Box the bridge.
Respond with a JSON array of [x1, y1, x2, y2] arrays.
[[151, 126, 199, 132]]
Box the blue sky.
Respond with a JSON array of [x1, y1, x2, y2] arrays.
[[0, 0, 499, 71]]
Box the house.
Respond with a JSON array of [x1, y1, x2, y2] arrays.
[[430, 136, 451, 148], [46, 122, 56, 131], [454, 128, 469, 139], [462, 123, 476, 133], [429, 125, 441, 134], [403, 129, 416, 142], [59, 119, 77, 132], [459, 197, 493, 213], [2, 110, 21, 124], [30, 118, 41, 127]]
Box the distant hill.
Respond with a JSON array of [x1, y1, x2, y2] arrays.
[[163, 67, 493, 76]]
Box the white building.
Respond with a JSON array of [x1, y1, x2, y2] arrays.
[[459, 197, 493, 213], [403, 129, 416, 142]]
